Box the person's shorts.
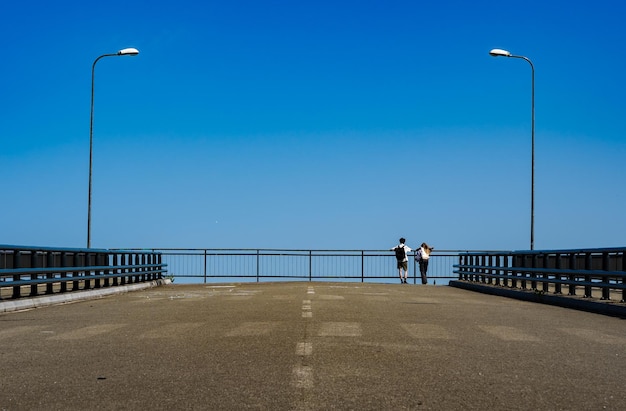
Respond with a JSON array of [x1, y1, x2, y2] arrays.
[[397, 261, 408, 270]]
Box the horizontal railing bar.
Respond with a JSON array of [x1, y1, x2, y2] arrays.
[[0, 245, 111, 253], [129, 248, 464, 254], [459, 247, 626, 255], [453, 270, 626, 290], [454, 265, 626, 278], [0, 264, 167, 276], [5, 270, 169, 287]]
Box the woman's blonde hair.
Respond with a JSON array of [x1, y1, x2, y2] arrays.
[[421, 243, 432, 254]]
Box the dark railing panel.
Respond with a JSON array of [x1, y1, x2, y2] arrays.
[[0, 245, 167, 301], [454, 248, 626, 302]]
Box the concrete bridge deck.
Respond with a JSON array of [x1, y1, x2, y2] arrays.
[[1, 282, 625, 410]]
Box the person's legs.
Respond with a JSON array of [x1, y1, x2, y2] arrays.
[[419, 260, 428, 284]]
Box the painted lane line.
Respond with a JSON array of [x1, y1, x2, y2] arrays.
[[302, 299, 312, 318], [296, 342, 313, 356], [292, 365, 314, 389]]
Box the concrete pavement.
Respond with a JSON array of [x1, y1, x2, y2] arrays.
[[1, 282, 625, 410]]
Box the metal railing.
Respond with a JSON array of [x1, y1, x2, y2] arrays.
[[0, 245, 166, 300], [454, 248, 626, 302], [133, 248, 465, 284]]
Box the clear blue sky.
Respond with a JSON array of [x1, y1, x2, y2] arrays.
[[1, 0, 624, 251]]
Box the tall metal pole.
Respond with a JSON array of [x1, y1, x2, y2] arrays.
[[88, 53, 116, 249], [511, 55, 535, 251], [489, 49, 535, 250], [87, 48, 139, 248]]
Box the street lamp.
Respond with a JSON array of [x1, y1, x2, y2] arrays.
[[489, 48, 535, 250], [87, 47, 139, 248]]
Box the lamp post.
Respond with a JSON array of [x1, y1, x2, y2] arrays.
[[489, 48, 535, 250], [87, 47, 139, 248]]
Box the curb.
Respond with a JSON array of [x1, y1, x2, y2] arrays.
[[449, 280, 626, 318], [0, 279, 171, 314]]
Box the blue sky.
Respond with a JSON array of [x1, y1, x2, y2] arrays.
[[1, 0, 624, 251]]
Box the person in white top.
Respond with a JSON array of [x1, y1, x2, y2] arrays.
[[391, 237, 412, 284], [415, 243, 434, 284]]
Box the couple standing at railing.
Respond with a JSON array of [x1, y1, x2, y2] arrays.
[[391, 238, 433, 284]]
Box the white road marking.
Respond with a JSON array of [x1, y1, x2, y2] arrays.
[[401, 323, 453, 340], [49, 324, 126, 340], [302, 299, 312, 318], [292, 365, 314, 389], [559, 328, 626, 345], [479, 325, 540, 342], [318, 322, 362, 337], [226, 321, 280, 337], [296, 342, 313, 356]]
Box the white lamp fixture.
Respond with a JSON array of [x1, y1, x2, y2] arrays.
[[489, 48, 512, 57], [118, 47, 140, 56]]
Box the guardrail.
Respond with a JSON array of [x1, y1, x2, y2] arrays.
[[0, 245, 166, 300], [453, 248, 626, 303], [133, 248, 465, 284]]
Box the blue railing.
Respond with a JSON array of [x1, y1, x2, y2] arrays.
[[0, 245, 166, 300]]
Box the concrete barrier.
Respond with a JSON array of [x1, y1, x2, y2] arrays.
[[0, 278, 170, 313]]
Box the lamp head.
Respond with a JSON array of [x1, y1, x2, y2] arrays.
[[489, 48, 511, 57], [118, 48, 139, 56]]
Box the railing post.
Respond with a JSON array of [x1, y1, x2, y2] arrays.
[[568, 253, 576, 296], [530, 253, 538, 290], [554, 253, 562, 294], [502, 254, 510, 287], [622, 251, 626, 303], [12, 250, 22, 299], [511, 255, 519, 289], [157, 253, 163, 280], [309, 251, 312, 282], [112, 253, 119, 286], [482, 254, 487, 282], [141, 253, 147, 282], [60, 252, 69, 293], [147, 253, 153, 281], [94, 252, 103, 288], [473, 254, 478, 282], [541, 254, 550, 293], [72, 252, 81, 291], [584, 252, 592, 298], [120, 253, 127, 285], [256, 250, 260, 283], [29, 251, 39, 297], [601, 252, 610, 300], [46, 251, 55, 295], [361, 251, 365, 283], [85, 251, 93, 290], [130, 253, 137, 284], [520, 254, 528, 290], [493, 255, 500, 286], [125, 253, 131, 285], [104, 252, 112, 287], [204, 249, 208, 284]]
